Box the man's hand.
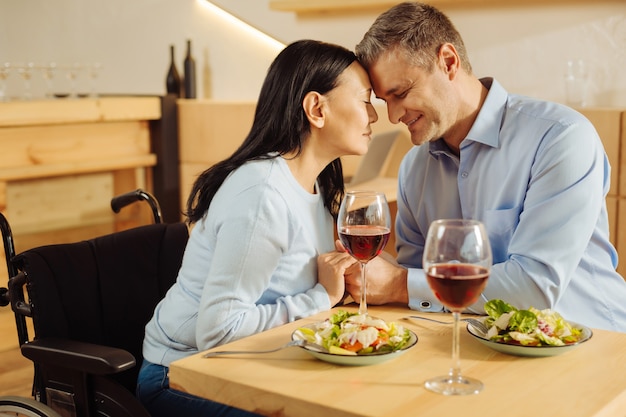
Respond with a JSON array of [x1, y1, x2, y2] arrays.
[[336, 240, 409, 305]]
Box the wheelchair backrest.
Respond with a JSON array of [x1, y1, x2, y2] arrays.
[[12, 222, 188, 393]]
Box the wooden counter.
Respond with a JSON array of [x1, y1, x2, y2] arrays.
[[0, 97, 161, 281]]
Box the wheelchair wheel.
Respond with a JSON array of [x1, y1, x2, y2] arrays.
[[0, 396, 62, 417]]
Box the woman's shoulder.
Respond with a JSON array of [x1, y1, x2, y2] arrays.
[[227, 157, 281, 185], [216, 157, 290, 203]]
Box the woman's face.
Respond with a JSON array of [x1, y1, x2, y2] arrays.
[[319, 61, 379, 159]]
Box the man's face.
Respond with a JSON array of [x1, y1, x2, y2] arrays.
[[367, 48, 457, 148]]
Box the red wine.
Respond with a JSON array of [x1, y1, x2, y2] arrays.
[[339, 225, 390, 263], [426, 263, 489, 311]]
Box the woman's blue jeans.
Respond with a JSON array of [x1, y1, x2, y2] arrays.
[[136, 359, 262, 417]]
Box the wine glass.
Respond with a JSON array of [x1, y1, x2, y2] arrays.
[[16, 62, 34, 100], [423, 219, 492, 395], [337, 191, 391, 316], [87, 62, 102, 98], [41, 62, 57, 99], [65, 62, 83, 99]]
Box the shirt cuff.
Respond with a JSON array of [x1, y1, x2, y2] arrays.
[[406, 267, 444, 312]]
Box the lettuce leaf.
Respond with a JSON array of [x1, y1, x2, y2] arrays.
[[484, 299, 517, 327], [508, 310, 538, 333], [482, 299, 584, 346], [484, 299, 516, 318]]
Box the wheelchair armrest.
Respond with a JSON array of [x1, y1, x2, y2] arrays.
[[21, 337, 136, 376]]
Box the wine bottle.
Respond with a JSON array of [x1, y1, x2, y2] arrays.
[[184, 39, 197, 99], [166, 44, 181, 97]]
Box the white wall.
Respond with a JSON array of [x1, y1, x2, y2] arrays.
[[0, 0, 282, 100], [215, 0, 626, 107], [1, 0, 625, 107]]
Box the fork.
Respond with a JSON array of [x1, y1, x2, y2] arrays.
[[404, 315, 489, 334], [203, 339, 327, 358]]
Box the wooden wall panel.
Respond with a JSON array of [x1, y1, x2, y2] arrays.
[[580, 108, 621, 197]]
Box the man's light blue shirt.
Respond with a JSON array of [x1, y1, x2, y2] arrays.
[[397, 78, 626, 332]]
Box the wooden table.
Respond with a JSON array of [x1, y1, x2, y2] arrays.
[[169, 305, 626, 417]]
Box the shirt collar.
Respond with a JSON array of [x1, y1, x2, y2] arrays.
[[429, 138, 457, 161], [463, 77, 507, 149], [429, 77, 507, 159], [429, 77, 508, 158]]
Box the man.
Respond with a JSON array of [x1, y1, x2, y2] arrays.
[[343, 1, 626, 332]]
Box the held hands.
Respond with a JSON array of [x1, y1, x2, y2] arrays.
[[335, 240, 409, 305], [317, 248, 356, 306]]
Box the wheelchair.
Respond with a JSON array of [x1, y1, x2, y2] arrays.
[[0, 190, 189, 417]]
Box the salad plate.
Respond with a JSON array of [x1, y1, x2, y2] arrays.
[[466, 298, 594, 357], [467, 321, 592, 357], [292, 325, 418, 366], [291, 311, 418, 366]]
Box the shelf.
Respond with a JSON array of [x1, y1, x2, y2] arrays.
[[0, 96, 161, 127], [0, 155, 157, 181], [269, 0, 619, 13], [270, 0, 401, 13]]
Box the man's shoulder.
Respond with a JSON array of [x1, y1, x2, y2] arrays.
[[505, 94, 593, 130], [486, 78, 589, 128]]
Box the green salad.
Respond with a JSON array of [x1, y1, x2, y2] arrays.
[[482, 299, 584, 346], [295, 310, 411, 355]]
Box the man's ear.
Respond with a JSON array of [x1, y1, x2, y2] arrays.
[[303, 91, 325, 128], [439, 43, 460, 80]]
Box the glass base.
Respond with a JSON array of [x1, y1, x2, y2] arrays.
[[424, 375, 483, 395]]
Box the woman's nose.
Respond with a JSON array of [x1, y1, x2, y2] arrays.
[[368, 104, 379, 123]]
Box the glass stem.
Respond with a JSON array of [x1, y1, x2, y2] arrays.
[[449, 311, 462, 382], [358, 262, 367, 315]]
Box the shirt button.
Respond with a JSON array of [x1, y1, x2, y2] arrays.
[[461, 171, 468, 178], [420, 301, 431, 309]]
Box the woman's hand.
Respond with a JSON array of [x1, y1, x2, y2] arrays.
[[317, 246, 356, 306]]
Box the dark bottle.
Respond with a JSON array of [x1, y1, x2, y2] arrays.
[[183, 39, 197, 99], [166, 44, 181, 97]]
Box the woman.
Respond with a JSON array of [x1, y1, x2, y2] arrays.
[[137, 39, 378, 416]]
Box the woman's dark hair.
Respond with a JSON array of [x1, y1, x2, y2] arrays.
[[185, 39, 357, 224]]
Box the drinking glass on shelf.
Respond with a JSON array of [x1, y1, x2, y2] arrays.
[[65, 62, 83, 99], [17, 62, 35, 100], [41, 62, 57, 99], [337, 191, 391, 316], [423, 219, 492, 395], [88, 62, 102, 98], [0, 62, 10, 102], [564, 59, 588, 108]]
